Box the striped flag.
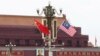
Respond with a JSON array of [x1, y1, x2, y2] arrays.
[[59, 20, 76, 37]]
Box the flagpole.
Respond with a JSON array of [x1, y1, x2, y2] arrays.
[[95, 37, 97, 47], [48, 36, 52, 56]]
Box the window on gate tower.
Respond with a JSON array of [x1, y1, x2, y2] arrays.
[[76, 40, 81, 47], [84, 41, 87, 47], [67, 40, 72, 47], [35, 39, 43, 46], [58, 40, 62, 44], [5, 39, 9, 44], [15, 39, 20, 46], [0, 39, 6, 46], [25, 39, 29, 46]]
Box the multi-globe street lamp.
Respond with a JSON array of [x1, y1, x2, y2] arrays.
[[37, 3, 63, 56], [5, 42, 16, 56]]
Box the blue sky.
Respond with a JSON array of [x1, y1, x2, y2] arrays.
[[0, 0, 100, 46]]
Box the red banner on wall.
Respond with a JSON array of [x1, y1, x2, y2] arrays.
[[0, 51, 24, 56], [55, 51, 100, 56]]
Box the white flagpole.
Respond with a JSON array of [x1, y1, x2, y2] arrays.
[[95, 37, 97, 47]]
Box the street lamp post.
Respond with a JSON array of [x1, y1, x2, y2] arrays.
[[5, 42, 16, 56], [37, 3, 62, 56]]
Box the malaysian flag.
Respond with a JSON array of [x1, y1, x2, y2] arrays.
[[59, 20, 76, 37]]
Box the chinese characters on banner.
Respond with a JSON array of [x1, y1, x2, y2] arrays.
[[0, 51, 24, 56], [55, 51, 100, 56]]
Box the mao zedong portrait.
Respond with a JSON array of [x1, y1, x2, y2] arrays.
[[37, 49, 43, 56]]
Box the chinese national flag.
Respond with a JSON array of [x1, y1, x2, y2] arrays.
[[34, 19, 49, 35]]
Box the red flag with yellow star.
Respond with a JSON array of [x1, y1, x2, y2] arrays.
[[34, 19, 49, 35]]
